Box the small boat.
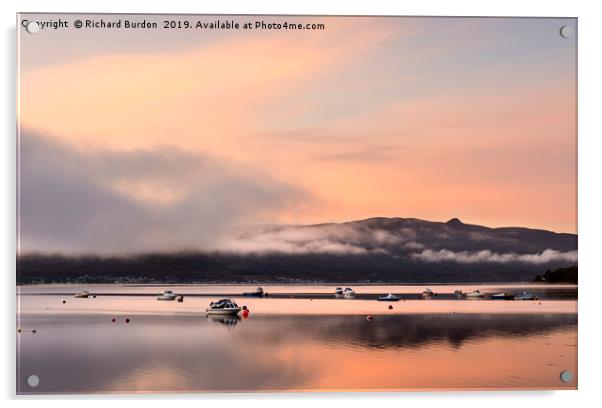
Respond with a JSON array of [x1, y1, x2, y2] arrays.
[[454, 289, 463, 297], [343, 288, 356, 298], [156, 290, 177, 301], [378, 293, 400, 301], [73, 291, 90, 298], [334, 287, 344, 295], [206, 298, 242, 316], [491, 292, 515, 300], [515, 291, 538, 301], [176, 296, 184, 302], [465, 290, 483, 299], [421, 288, 434, 299], [242, 287, 265, 297]]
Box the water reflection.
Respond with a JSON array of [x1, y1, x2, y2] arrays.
[[207, 314, 240, 328], [17, 312, 577, 393]]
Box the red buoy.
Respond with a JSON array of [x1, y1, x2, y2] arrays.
[[242, 309, 249, 318]]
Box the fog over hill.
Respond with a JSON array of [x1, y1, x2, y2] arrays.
[[17, 217, 577, 284]]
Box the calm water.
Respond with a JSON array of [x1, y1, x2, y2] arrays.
[[17, 284, 578, 393]]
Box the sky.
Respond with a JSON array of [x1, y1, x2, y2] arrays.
[[17, 15, 577, 253]]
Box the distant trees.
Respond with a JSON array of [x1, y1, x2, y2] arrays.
[[533, 265, 577, 284]]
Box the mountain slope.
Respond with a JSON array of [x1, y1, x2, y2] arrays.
[[17, 217, 577, 284]]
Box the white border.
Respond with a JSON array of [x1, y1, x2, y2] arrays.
[[2, 0, 601, 406]]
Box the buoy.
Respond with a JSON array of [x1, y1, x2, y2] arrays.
[[242, 309, 249, 318], [366, 315, 374, 321], [62, 300, 66, 304], [388, 305, 393, 310], [93, 295, 96, 298], [17, 328, 21, 333], [111, 318, 116, 323], [125, 318, 130, 323], [32, 329, 36, 333]]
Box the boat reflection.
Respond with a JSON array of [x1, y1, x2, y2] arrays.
[[206, 314, 241, 328]]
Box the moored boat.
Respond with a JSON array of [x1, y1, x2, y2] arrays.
[[421, 288, 434, 299], [157, 290, 177, 301], [243, 287, 265, 297], [378, 293, 400, 301], [343, 288, 356, 298], [206, 298, 242, 315], [515, 291, 538, 300], [465, 290, 483, 299], [491, 292, 515, 300], [73, 290, 90, 298]]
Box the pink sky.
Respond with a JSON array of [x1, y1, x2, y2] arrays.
[[18, 15, 577, 253]]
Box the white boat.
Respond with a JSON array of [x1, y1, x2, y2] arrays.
[[378, 293, 400, 301], [156, 290, 177, 301], [343, 288, 356, 298], [206, 299, 242, 316], [515, 291, 537, 301], [465, 290, 483, 299], [334, 287, 344, 295], [73, 290, 90, 298], [421, 288, 434, 298]]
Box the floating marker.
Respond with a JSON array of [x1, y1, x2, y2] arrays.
[[125, 318, 130, 323]]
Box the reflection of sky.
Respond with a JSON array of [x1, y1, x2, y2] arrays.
[[17, 313, 577, 393], [17, 15, 577, 254]]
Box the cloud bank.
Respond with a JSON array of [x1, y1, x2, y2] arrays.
[[18, 131, 308, 254], [216, 224, 420, 255], [411, 248, 578, 264]]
